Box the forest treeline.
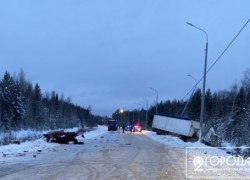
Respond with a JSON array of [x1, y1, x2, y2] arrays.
[[2, 67, 250, 147], [113, 69, 250, 147], [0, 69, 100, 132]]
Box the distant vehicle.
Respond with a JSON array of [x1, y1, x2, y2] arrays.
[[108, 119, 118, 131], [133, 124, 142, 132], [125, 125, 132, 131], [152, 114, 199, 141]]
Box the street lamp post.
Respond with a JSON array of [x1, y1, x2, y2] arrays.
[[150, 87, 159, 114], [187, 75, 198, 97], [126, 110, 130, 125], [132, 110, 135, 124], [180, 75, 198, 117], [145, 99, 148, 130], [119, 108, 124, 127], [187, 74, 198, 85], [134, 103, 141, 125], [187, 22, 208, 143], [137, 109, 140, 125]]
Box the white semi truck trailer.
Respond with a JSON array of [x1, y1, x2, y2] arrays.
[[152, 114, 200, 141]]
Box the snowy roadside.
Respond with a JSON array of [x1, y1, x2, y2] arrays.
[[143, 130, 208, 150], [143, 130, 250, 178], [143, 130, 245, 156], [83, 125, 107, 140], [0, 126, 107, 158]]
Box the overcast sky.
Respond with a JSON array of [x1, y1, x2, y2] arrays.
[[0, 0, 249, 116]]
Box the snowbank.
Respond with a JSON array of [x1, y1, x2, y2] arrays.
[[84, 125, 107, 139], [0, 139, 58, 156], [143, 130, 230, 156], [143, 130, 250, 177], [0, 126, 107, 157]]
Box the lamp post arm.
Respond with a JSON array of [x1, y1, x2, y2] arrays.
[[187, 22, 208, 42]]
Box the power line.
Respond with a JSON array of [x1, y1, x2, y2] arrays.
[[182, 18, 250, 101]]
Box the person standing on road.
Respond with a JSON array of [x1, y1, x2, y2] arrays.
[[122, 124, 125, 133]]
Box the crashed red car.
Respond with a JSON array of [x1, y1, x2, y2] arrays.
[[43, 129, 85, 144]]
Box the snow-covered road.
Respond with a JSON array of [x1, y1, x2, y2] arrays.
[[0, 127, 249, 179], [0, 129, 187, 179]]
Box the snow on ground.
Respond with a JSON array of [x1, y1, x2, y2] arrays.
[[0, 126, 239, 159], [143, 130, 250, 158], [0, 127, 245, 160], [143, 130, 228, 156], [1, 127, 250, 178], [83, 125, 107, 140], [0, 126, 107, 157], [143, 130, 250, 177], [0, 139, 58, 156]]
